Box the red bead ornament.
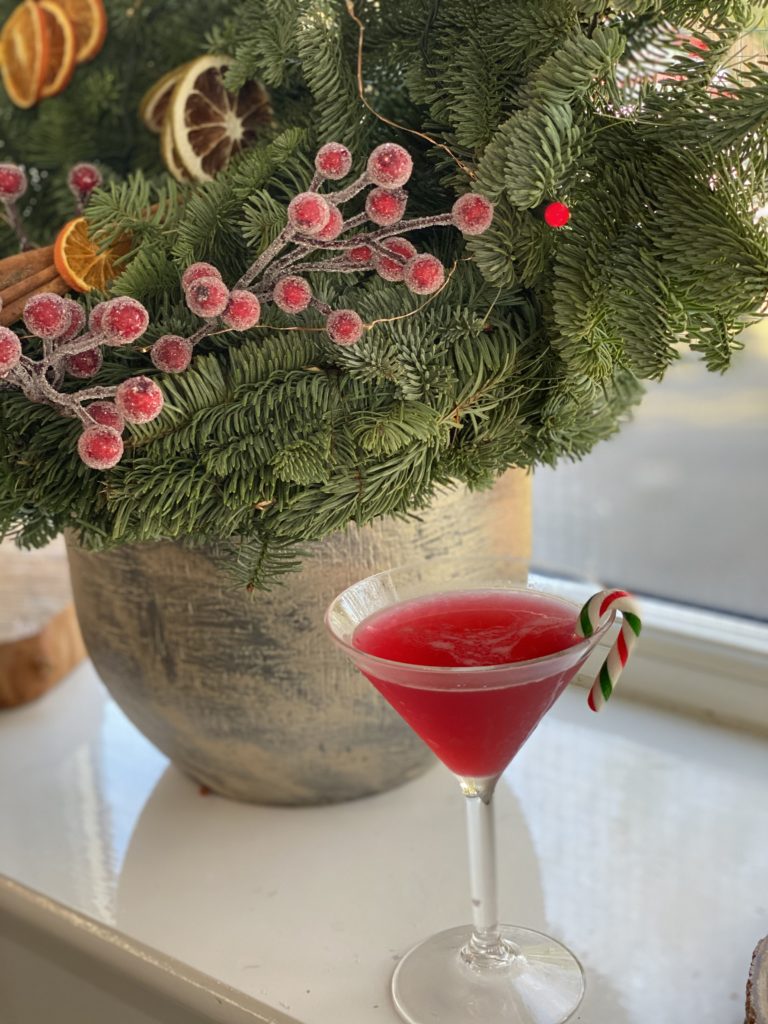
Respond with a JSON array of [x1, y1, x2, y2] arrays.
[[374, 237, 417, 282], [222, 290, 261, 330], [365, 187, 407, 226], [78, 425, 124, 470], [315, 204, 344, 241], [23, 293, 70, 340], [367, 143, 412, 188], [451, 193, 494, 235], [65, 347, 103, 378], [403, 253, 445, 295], [273, 275, 313, 314], [0, 163, 27, 203], [326, 309, 364, 346], [116, 376, 164, 424], [0, 326, 21, 373], [349, 243, 374, 265], [181, 261, 222, 291], [315, 142, 352, 181], [543, 201, 570, 228], [287, 192, 331, 236], [185, 276, 230, 318], [86, 401, 125, 433], [101, 297, 150, 345], [67, 163, 102, 198], [150, 335, 193, 374]]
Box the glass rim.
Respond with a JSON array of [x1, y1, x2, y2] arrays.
[[325, 563, 614, 677]]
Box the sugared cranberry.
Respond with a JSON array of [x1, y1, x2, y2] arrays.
[[0, 163, 27, 203], [222, 290, 261, 330], [115, 376, 164, 424], [287, 192, 331, 236], [374, 237, 417, 282], [273, 276, 312, 314], [150, 335, 193, 373], [23, 293, 70, 340], [315, 143, 352, 180], [181, 261, 222, 291], [101, 297, 150, 345], [403, 253, 445, 295], [86, 401, 125, 433], [0, 327, 21, 374], [77, 425, 124, 470], [365, 187, 407, 226], [185, 276, 230, 318], [367, 143, 412, 188], [65, 348, 103, 378], [451, 193, 494, 235], [326, 309, 364, 346]]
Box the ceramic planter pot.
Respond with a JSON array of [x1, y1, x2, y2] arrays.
[[66, 471, 530, 805]]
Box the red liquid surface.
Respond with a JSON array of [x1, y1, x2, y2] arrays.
[[352, 589, 583, 778]]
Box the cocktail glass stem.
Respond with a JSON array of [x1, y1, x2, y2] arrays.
[[461, 775, 519, 968]]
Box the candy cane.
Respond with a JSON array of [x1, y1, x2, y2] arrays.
[[577, 590, 642, 712]]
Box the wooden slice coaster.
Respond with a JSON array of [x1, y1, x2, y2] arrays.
[[747, 936, 768, 1024]]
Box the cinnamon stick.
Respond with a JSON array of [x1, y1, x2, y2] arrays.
[[0, 246, 55, 292], [0, 263, 59, 308], [0, 275, 69, 328]]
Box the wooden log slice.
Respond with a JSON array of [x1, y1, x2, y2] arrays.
[[747, 937, 768, 1024]]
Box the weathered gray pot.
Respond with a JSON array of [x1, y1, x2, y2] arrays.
[[66, 472, 530, 805]]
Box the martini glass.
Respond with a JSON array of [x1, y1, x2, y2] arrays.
[[325, 557, 614, 1024]]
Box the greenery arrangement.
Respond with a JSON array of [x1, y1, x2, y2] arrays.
[[1, 0, 767, 588]]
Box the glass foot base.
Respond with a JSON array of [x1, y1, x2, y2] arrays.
[[392, 925, 585, 1024]]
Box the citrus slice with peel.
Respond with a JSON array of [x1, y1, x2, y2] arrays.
[[0, 1, 50, 108], [54, 217, 131, 293], [160, 113, 191, 183], [139, 62, 189, 134], [168, 54, 272, 182], [38, 0, 77, 99], [53, 0, 107, 63]]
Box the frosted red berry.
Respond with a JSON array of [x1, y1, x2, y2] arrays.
[[0, 327, 21, 374], [451, 193, 494, 236], [67, 163, 102, 198], [315, 204, 344, 241], [88, 301, 109, 334], [101, 297, 150, 345], [185, 276, 230, 319], [65, 347, 103, 378], [367, 143, 412, 189], [222, 290, 261, 330], [150, 334, 193, 374], [326, 309, 364, 346], [181, 261, 222, 292], [115, 376, 164, 424], [78, 425, 124, 470], [86, 401, 125, 433], [374, 237, 417, 282], [287, 192, 331, 236], [365, 187, 407, 226], [57, 298, 87, 343], [0, 163, 27, 203], [543, 201, 570, 228], [315, 142, 352, 181], [403, 253, 445, 295], [348, 243, 374, 265], [23, 293, 70, 340], [273, 275, 312, 314]]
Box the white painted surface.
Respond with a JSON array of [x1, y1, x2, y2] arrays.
[[1, 661, 767, 1023]]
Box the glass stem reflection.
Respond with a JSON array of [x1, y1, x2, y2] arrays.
[[461, 775, 517, 967]]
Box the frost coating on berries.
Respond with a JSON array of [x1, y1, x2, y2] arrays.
[[65, 348, 103, 378], [116, 376, 164, 424], [68, 163, 103, 198], [367, 144, 412, 188], [23, 293, 70, 340], [186, 276, 230, 318], [89, 301, 109, 334], [349, 243, 374, 265], [287, 192, 331, 236], [101, 297, 150, 345], [151, 335, 193, 374], [365, 187, 407, 226], [86, 401, 125, 432], [403, 253, 445, 295], [326, 309, 364, 346], [0, 163, 27, 202], [222, 290, 261, 331], [58, 298, 87, 343], [315, 142, 352, 180], [544, 201, 570, 228], [451, 193, 494, 236], [374, 237, 417, 282], [273, 276, 312, 314], [181, 261, 222, 291], [315, 204, 344, 241], [0, 327, 21, 373], [78, 425, 124, 470]]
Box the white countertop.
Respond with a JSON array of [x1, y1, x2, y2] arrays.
[[1, 662, 767, 1023]]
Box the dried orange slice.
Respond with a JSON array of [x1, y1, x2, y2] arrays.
[[53, 0, 106, 64], [54, 217, 131, 293], [38, 0, 77, 99], [139, 62, 188, 135], [0, 1, 50, 109], [160, 112, 191, 183], [168, 54, 272, 182]]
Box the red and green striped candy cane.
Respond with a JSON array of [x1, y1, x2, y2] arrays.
[[577, 590, 642, 712]]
